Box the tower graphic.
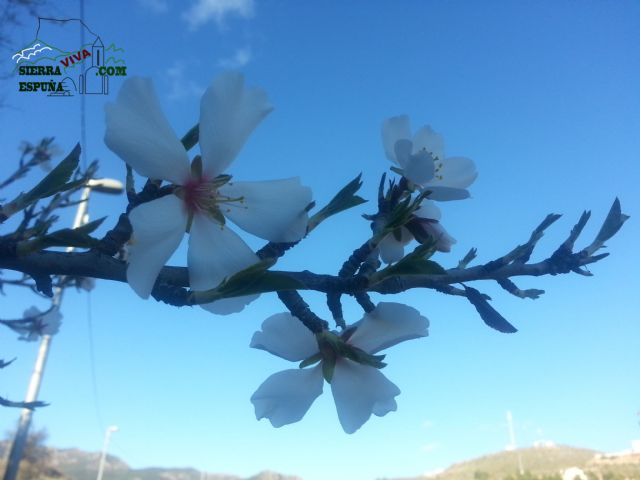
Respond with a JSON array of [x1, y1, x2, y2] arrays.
[[79, 36, 108, 95]]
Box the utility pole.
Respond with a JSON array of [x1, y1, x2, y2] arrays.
[[3, 179, 123, 480], [96, 425, 118, 480]]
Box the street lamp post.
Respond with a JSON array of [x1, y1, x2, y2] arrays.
[[96, 425, 119, 480], [2, 179, 123, 480]]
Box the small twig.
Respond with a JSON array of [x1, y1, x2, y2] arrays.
[[326, 291, 345, 328], [277, 290, 328, 333], [0, 396, 49, 409], [94, 214, 132, 256], [0, 358, 16, 368], [483, 213, 562, 271], [497, 278, 545, 299], [457, 248, 478, 269], [353, 292, 375, 313], [256, 241, 299, 261], [339, 241, 374, 278]]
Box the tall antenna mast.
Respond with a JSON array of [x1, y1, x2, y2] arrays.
[[505, 410, 524, 475]]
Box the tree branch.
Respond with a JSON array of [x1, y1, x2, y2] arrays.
[[0, 200, 628, 309], [0, 239, 613, 300]]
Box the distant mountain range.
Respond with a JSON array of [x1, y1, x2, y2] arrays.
[[1, 441, 639, 479], [0, 441, 301, 480]]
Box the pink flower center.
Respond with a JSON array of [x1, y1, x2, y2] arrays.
[[182, 175, 215, 215]]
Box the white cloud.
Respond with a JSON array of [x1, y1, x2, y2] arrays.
[[138, 0, 169, 13], [183, 0, 254, 30], [218, 47, 251, 68], [165, 62, 204, 100]]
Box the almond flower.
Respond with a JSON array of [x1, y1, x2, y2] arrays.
[[377, 200, 456, 264], [18, 306, 62, 342], [250, 302, 429, 433], [105, 73, 312, 314], [381, 115, 477, 200]]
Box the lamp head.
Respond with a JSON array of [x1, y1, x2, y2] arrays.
[[87, 178, 124, 194]]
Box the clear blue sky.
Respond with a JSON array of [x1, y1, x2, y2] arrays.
[[1, 1, 639, 479]]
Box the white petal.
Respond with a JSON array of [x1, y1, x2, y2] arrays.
[[348, 302, 429, 354], [423, 186, 471, 201], [378, 237, 405, 264], [381, 115, 411, 164], [251, 366, 324, 428], [435, 156, 477, 189], [127, 195, 187, 299], [331, 359, 401, 434], [188, 214, 259, 289], [413, 126, 445, 161], [219, 178, 311, 242], [403, 150, 435, 186], [200, 294, 259, 315], [378, 228, 413, 264], [105, 77, 190, 184], [372, 396, 398, 417], [187, 213, 260, 314], [199, 72, 273, 177], [422, 221, 457, 252], [415, 200, 441, 221], [250, 312, 319, 361], [393, 139, 413, 169]]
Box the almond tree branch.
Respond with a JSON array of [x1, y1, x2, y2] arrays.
[[0, 199, 628, 311], [0, 227, 618, 298]]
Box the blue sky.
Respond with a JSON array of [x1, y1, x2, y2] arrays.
[[1, 1, 639, 479]]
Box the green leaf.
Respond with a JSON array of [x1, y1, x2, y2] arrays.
[[299, 352, 322, 369], [339, 345, 387, 369], [17, 217, 106, 254], [382, 259, 445, 277], [370, 191, 430, 247], [585, 198, 630, 255], [371, 243, 445, 284], [219, 271, 304, 298], [316, 330, 387, 376], [322, 357, 335, 383], [191, 259, 305, 304], [181, 124, 199, 151], [1, 144, 81, 220], [22, 143, 81, 203], [464, 285, 517, 333], [40, 217, 106, 249], [307, 174, 367, 231]]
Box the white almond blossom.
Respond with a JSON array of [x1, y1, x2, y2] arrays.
[[381, 115, 478, 200], [105, 73, 312, 314], [19, 306, 62, 342], [250, 302, 429, 433], [377, 200, 456, 264]]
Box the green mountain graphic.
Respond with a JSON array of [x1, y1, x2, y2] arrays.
[[13, 39, 126, 73]]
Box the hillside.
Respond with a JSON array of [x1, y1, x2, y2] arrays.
[[404, 445, 640, 480], [3, 441, 640, 479], [0, 441, 300, 480]]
